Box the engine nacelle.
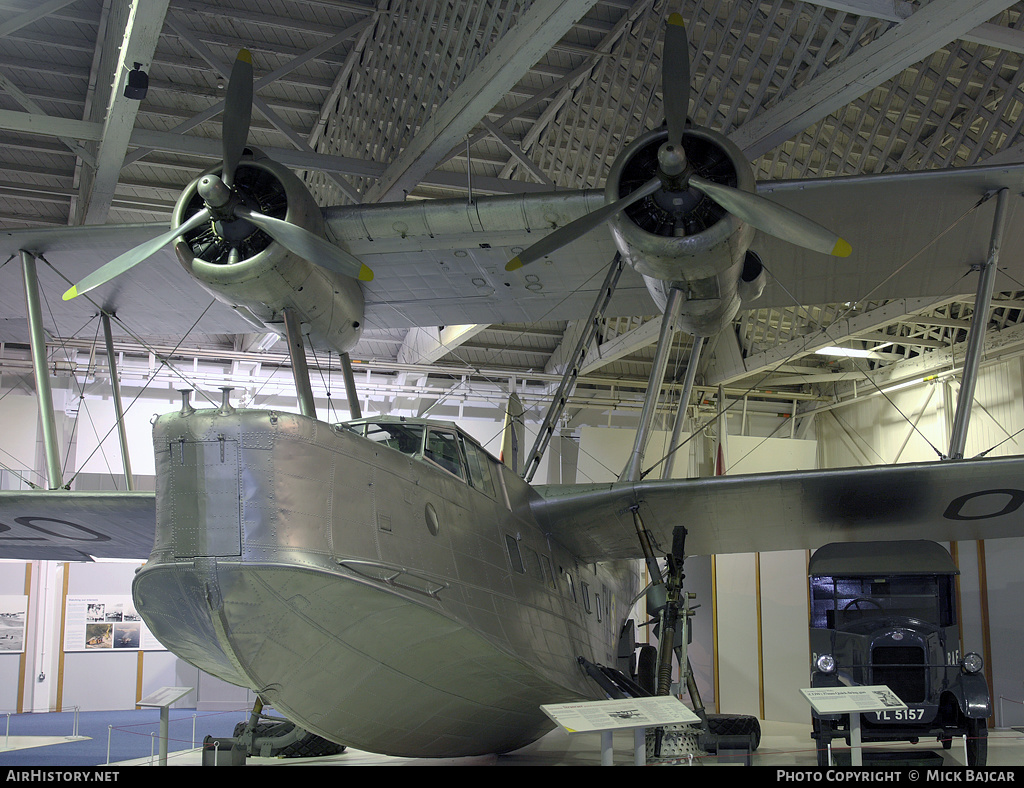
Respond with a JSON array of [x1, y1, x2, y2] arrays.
[[605, 127, 759, 336], [171, 151, 365, 354]]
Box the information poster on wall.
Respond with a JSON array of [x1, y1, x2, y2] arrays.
[[63, 595, 164, 652], [0, 595, 28, 653]]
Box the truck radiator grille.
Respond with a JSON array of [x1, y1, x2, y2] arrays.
[[872, 646, 926, 703]]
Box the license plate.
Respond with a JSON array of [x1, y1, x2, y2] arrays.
[[871, 707, 925, 722]]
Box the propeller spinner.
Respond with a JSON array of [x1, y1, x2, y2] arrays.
[[64, 50, 372, 302], [505, 13, 850, 273]]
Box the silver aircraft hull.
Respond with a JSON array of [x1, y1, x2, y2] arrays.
[[133, 407, 635, 757]]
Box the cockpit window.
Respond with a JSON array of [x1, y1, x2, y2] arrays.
[[351, 421, 499, 492], [362, 423, 424, 457], [460, 437, 498, 498], [424, 429, 466, 480]]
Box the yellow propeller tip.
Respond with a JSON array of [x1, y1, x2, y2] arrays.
[[237, 49, 252, 64], [505, 256, 523, 272], [668, 12, 686, 26], [358, 264, 374, 282], [832, 238, 852, 257], [62, 286, 78, 301]]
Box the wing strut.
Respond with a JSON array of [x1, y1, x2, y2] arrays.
[[282, 308, 316, 419], [947, 188, 1009, 459], [20, 251, 63, 490], [620, 287, 686, 483], [522, 254, 626, 483], [101, 313, 134, 490], [660, 335, 705, 480], [340, 352, 362, 420]]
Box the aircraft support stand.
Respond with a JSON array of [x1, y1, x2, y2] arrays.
[[20, 250, 63, 489], [282, 307, 316, 419], [948, 187, 1008, 459], [100, 312, 134, 490]]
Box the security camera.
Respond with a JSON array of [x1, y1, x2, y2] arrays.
[[124, 63, 148, 100]]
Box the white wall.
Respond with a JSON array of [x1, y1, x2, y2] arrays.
[[0, 391, 39, 487]]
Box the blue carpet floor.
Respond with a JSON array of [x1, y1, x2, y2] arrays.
[[0, 708, 243, 767]]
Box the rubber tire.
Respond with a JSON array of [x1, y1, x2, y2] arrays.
[[965, 717, 988, 768], [232, 721, 346, 759], [707, 713, 761, 751], [813, 717, 833, 767], [637, 644, 658, 696]]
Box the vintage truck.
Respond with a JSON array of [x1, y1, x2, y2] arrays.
[[808, 540, 990, 766]]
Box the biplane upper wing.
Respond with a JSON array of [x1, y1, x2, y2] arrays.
[[3, 162, 1024, 344], [750, 162, 1024, 309]]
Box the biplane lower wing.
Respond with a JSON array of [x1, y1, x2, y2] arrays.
[[0, 490, 155, 561], [532, 454, 1024, 563]]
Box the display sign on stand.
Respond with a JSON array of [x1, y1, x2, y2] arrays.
[[801, 685, 907, 766], [541, 695, 701, 766]]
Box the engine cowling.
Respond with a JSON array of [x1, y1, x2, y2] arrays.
[[605, 127, 759, 337], [171, 150, 365, 354]]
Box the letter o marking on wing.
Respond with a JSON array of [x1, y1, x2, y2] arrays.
[[943, 488, 1024, 521], [0, 516, 112, 542], [425, 502, 440, 536]]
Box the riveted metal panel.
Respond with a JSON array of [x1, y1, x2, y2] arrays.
[[165, 437, 241, 558]]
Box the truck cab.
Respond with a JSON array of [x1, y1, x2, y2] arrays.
[[808, 540, 989, 766]]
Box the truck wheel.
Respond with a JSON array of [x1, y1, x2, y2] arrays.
[[812, 718, 833, 767], [965, 717, 988, 767]]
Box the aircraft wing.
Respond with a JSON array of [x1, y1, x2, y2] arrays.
[[325, 190, 656, 329], [5, 162, 1024, 343], [0, 192, 657, 345], [0, 490, 155, 561], [0, 225, 257, 345], [752, 162, 1024, 308], [531, 455, 1024, 562]]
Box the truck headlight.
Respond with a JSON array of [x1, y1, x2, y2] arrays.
[[815, 654, 836, 674], [961, 652, 984, 674]]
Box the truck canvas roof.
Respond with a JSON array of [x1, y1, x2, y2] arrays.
[[808, 540, 959, 577]]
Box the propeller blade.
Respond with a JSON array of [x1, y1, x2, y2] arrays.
[[234, 205, 374, 281], [63, 209, 212, 300], [689, 175, 852, 257], [222, 49, 253, 188], [663, 13, 690, 147], [506, 177, 662, 271]]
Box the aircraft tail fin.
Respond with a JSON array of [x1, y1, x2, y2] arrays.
[[499, 393, 525, 475]]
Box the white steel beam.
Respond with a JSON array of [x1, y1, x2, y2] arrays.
[[75, 0, 171, 225], [362, 0, 599, 204], [799, 0, 1024, 53], [705, 296, 957, 386], [732, 0, 1020, 161]]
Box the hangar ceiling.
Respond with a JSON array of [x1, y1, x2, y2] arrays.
[[3, 0, 1024, 428]]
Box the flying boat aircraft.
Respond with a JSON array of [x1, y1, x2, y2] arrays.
[[3, 14, 1024, 759]]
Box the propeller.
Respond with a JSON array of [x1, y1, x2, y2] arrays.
[[662, 12, 689, 149], [63, 209, 211, 300], [688, 174, 852, 257], [233, 205, 373, 281], [505, 13, 850, 273], [64, 49, 372, 301], [221, 49, 253, 189], [506, 177, 661, 271]]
